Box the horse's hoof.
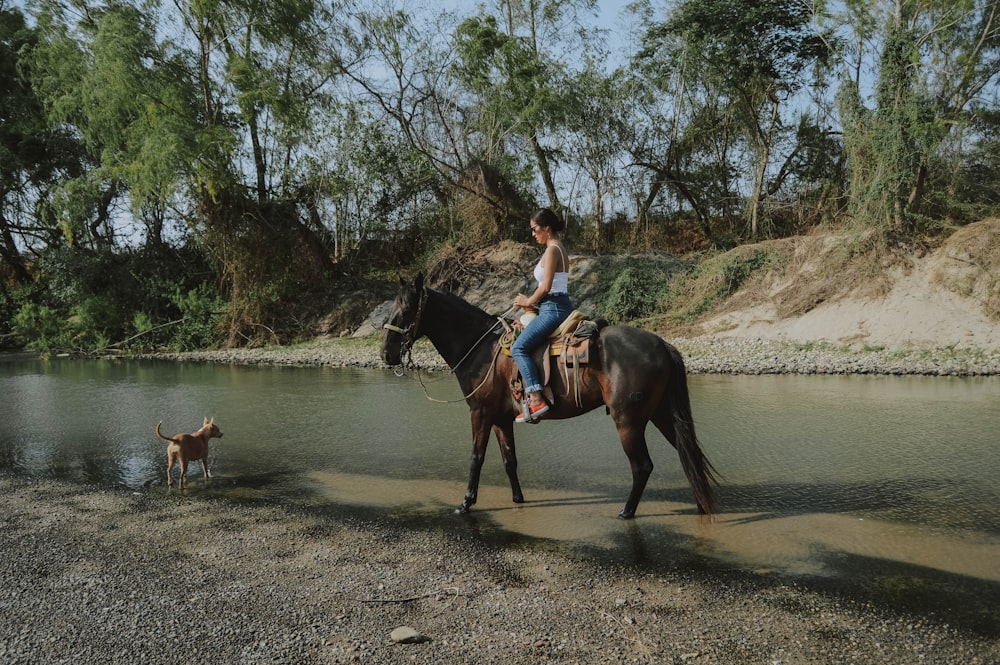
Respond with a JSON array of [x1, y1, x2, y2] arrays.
[[617, 510, 636, 520], [456, 504, 471, 514], [512, 494, 524, 504]]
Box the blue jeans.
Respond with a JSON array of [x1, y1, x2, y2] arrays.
[[511, 293, 573, 394]]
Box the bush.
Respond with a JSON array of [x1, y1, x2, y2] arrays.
[[602, 262, 669, 325], [721, 249, 775, 295], [658, 247, 784, 325], [13, 244, 225, 353], [12, 303, 67, 353], [67, 295, 121, 351], [168, 283, 225, 351]]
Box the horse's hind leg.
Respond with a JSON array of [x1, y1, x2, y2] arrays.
[[493, 422, 524, 504], [651, 410, 679, 451], [459, 410, 495, 513], [616, 422, 654, 519]]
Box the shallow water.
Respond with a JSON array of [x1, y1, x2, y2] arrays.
[[1, 353, 998, 631]]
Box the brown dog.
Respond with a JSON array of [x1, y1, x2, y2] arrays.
[[155, 417, 223, 489]]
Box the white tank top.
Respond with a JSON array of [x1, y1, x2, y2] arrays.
[[533, 244, 569, 294]]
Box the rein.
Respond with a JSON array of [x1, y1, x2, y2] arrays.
[[415, 338, 505, 404]]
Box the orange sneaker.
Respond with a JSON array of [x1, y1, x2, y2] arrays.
[[516, 401, 549, 423]]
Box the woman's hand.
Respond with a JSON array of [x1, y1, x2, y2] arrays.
[[513, 293, 531, 309]]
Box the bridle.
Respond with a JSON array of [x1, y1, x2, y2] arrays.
[[382, 287, 429, 371], [383, 286, 518, 402]]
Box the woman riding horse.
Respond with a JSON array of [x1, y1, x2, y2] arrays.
[[511, 208, 573, 424], [381, 272, 718, 520]]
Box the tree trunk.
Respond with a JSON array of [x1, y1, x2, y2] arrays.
[[749, 94, 781, 240], [529, 131, 559, 210], [0, 214, 33, 285]]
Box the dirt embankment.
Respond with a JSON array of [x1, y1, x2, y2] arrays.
[[693, 219, 1000, 351], [147, 220, 999, 376], [286, 219, 990, 376], [352, 219, 999, 353]]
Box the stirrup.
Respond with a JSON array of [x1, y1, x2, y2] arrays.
[[516, 399, 549, 424]]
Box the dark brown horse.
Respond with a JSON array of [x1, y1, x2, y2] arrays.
[[381, 273, 718, 519]]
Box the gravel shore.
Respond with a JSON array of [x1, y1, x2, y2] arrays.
[[2, 475, 996, 665], [135, 334, 1000, 377]]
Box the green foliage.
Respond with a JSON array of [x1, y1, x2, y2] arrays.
[[9, 254, 127, 353], [661, 248, 783, 322], [12, 303, 66, 353], [666, 0, 830, 86], [600, 260, 672, 325], [9, 243, 222, 353], [168, 284, 225, 351], [67, 295, 119, 351], [130, 311, 155, 348], [12, 273, 157, 354], [36, 247, 121, 311], [721, 249, 775, 294], [660, 260, 724, 322]]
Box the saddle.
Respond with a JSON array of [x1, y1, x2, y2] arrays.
[[503, 311, 604, 408]]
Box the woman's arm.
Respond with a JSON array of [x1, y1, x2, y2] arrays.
[[513, 246, 557, 309]]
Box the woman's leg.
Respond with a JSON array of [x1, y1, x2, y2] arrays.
[[511, 317, 553, 397], [511, 296, 572, 402]]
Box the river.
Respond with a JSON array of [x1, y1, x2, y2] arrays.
[[1, 353, 998, 632]]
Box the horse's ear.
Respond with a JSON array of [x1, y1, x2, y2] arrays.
[[415, 272, 424, 293], [398, 273, 406, 288]]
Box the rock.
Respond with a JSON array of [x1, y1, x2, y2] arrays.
[[354, 301, 395, 338], [390, 626, 430, 644]]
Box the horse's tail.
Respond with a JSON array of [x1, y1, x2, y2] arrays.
[[664, 344, 719, 516]]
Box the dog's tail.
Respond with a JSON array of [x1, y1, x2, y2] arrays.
[[155, 421, 175, 443]]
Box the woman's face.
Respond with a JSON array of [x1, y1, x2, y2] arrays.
[[530, 220, 548, 244]]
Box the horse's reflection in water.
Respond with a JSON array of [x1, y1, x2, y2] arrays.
[[381, 273, 718, 520]]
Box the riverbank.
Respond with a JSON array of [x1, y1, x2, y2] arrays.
[[133, 333, 1000, 376], [1, 475, 995, 665]]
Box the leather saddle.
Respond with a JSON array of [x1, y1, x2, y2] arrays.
[[503, 311, 602, 406]]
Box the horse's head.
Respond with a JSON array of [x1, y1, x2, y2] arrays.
[[381, 272, 428, 366]]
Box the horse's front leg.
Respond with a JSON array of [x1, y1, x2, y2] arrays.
[[493, 420, 524, 504], [458, 409, 494, 513]]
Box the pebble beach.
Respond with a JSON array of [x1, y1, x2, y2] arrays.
[[137, 334, 1000, 377], [2, 475, 997, 665]]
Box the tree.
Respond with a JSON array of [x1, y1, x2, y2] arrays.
[[643, 0, 832, 239], [0, 5, 81, 285], [559, 65, 631, 249], [333, 6, 457, 205], [836, 0, 1000, 232], [165, 0, 345, 343], [334, 5, 534, 243], [453, 0, 599, 214]]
